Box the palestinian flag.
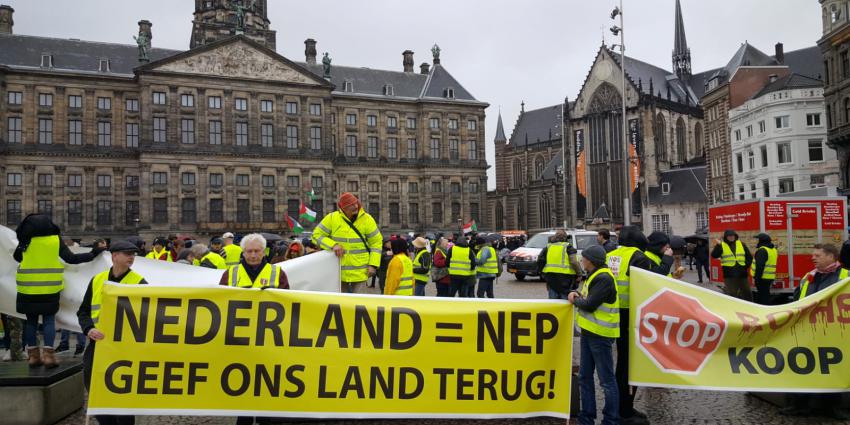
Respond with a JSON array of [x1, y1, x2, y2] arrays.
[[462, 220, 477, 234], [286, 216, 304, 234], [299, 201, 317, 222], [307, 188, 317, 201]]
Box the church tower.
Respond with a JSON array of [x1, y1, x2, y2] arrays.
[[493, 112, 509, 192], [671, 0, 691, 80], [190, 0, 276, 50]]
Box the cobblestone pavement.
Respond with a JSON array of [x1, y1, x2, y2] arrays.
[[52, 266, 850, 424]]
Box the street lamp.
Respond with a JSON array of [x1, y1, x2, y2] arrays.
[[611, 0, 631, 226]]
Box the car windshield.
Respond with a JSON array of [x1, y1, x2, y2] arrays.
[[525, 233, 552, 249], [573, 235, 598, 251]]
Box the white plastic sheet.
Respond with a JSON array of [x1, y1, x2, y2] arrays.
[[0, 225, 340, 332]]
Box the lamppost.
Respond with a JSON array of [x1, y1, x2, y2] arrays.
[[611, 0, 631, 226], [560, 103, 569, 229]]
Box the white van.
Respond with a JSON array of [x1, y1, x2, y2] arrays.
[[505, 229, 615, 281]]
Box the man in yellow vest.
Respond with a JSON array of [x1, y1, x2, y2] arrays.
[[606, 225, 653, 423], [190, 243, 228, 269], [219, 234, 289, 289], [145, 237, 171, 261], [537, 230, 580, 299], [474, 235, 499, 298], [221, 232, 243, 267], [711, 229, 753, 301], [568, 245, 619, 425], [751, 233, 777, 305], [411, 237, 431, 296], [446, 235, 477, 297], [780, 243, 850, 419], [312, 192, 382, 293], [76, 240, 147, 425]]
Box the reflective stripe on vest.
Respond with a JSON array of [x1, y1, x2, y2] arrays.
[[576, 267, 620, 338], [413, 249, 430, 282], [799, 268, 849, 299], [227, 263, 278, 288], [542, 242, 576, 275], [91, 269, 144, 324], [720, 240, 746, 267], [16, 235, 65, 295], [393, 255, 415, 296], [476, 246, 499, 275], [750, 246, 778, 280], [223, 244, 243, 267], [449, 246, 475, 276], [607, 246, 639, 309], [312, 210, 381, 283]]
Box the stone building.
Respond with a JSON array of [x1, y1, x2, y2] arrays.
[[818, 0, 850, 196], [0, 3, 488, 239]]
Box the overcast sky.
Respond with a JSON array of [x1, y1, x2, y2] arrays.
[[4, 0, 822, 188]]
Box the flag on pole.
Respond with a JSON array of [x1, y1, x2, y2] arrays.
[[299, 201, 317, 222], [286, 216, 304, 234], [462, 220, 477, 234], [307, 188, 317, 202]]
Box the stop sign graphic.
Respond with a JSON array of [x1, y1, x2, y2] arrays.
[[636, 289, 727, 375]]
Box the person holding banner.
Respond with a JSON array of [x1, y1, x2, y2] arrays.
[[77, 240, 147, 425], [780, 243, 850, 419], [711, 229, 753, 301], [14, 213, 106, 368], [312, 192, 382, 294], [219, 234, 290, 289], [384, 238, 414, 296], [568, 245, 619, 425]]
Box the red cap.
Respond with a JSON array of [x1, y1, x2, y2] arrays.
[[337, 192, 360, 209]]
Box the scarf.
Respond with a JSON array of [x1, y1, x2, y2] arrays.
[[811, 261, 842, 276]]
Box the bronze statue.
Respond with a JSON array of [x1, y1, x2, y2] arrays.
[[231, 0, 256, 31], [133, 31, 150, 62], [322, 52, 332, 78]]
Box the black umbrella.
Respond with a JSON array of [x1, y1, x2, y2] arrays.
[[260, 232, 284, 242], [669, 235, 687, 250], [684, 234, 709, 244]]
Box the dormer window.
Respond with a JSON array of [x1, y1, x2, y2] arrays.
[[661, 182, 671, 195], [98, 58, 111, 73], [343, 80, 354, 93], [443, 88, 455, 99], [40, 54, 53, 68], [383, 84, 394, 96]]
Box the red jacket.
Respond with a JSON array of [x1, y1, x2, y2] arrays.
[[432, 249, 451, 285]]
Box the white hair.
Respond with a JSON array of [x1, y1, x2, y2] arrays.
[[190, 244, 208, 257], [240, 233, 267, 250]]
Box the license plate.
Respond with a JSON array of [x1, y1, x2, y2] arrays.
[[508, 268, 517, 273]]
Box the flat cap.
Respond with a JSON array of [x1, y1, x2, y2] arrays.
[[109, 240, 140, 253]]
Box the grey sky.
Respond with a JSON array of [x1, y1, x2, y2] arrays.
[[4, 1, 821, 188]]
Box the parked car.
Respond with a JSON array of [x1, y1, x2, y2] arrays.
[[505, 229, 617, 281]]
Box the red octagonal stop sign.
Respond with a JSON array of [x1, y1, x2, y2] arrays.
[[635, 289, 728, 375]]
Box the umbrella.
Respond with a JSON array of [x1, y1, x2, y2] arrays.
[[669, 236, 687, 250], [684, 234, 709, 244], [485, 233, 502, 243], [260, 232, 284, 242]]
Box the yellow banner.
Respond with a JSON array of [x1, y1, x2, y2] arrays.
[[629, 268, 850, 392], [88, 285, 573, 419]]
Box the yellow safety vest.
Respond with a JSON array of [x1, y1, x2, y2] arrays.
[[90, 269, 144, 325], [392, 254, 414, 296], [200, 251, 228, 269], [448, 246, 475, 276], [312, 209, 381, 283], [223, 244, 243, 267], [720, 240, 746, 267], [413, 249, 430, 282], [145, 248, 172, 262], [644, 251, 673, 278], [476, 246, 499, 275], [750, 246, 777, 280], [799, 268, 849, 299], [576, 267, 620, 338], [542, 242, 576, 275], [16, 235, 65, 295], [607, 246, 639, 309], [226, 263, 279, 288]]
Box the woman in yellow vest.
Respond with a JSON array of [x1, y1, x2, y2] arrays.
[[76, 240, 146, 425], [384, 239, 414, 296], [411, 237, 431, 296], [14, 213, 105, 368], [568, 245, 620, 425]]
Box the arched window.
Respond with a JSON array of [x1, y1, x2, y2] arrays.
[[676, 117, 687, 163], [495, 201, 504, 231], [512, 159, 523, 189], [534, 155, 546, 180], [538, 195, 551, 229], [655, 113, 667, 161], [693, 122, 703, 157]]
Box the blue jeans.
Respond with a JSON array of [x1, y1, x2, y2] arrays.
[[24, 313, 55, 348], [414, 280, 427, 296], [548, 288, 568, 300], [60, 329, 86, 349], [578, 333, 619, 425]]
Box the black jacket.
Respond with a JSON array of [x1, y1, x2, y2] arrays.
[[752, 242, 775, 281], [538, 243, 579, 293], [573, 265, 617, 337], [694, 243, 709, 262], [446, 244, 477, 274], [645, 247, 675, 276], [77, 268, 148, 335], [710, 230, 753, 278]]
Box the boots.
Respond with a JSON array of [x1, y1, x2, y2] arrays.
[[41, 347, 58, 369], [27, 347, 42, 367]]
